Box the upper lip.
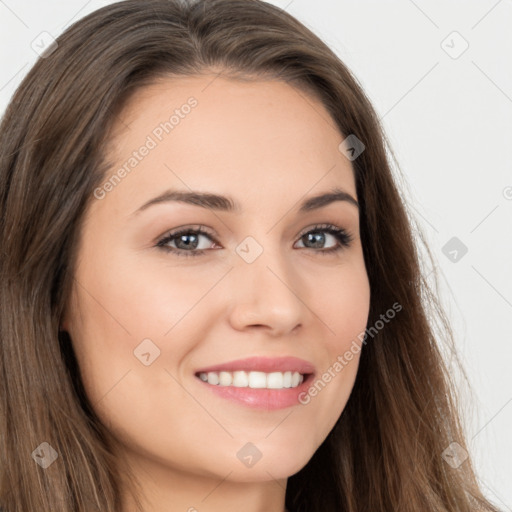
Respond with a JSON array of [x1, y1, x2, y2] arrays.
[[195, 356, 316, 375]]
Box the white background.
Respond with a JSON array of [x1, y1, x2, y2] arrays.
[[1, 0, 511, 508]]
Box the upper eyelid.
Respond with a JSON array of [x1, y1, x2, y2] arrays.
[[160, 222, 346, 235]]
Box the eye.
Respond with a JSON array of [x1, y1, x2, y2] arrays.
[[156, 223, 354, 258], [156, 225, 218, 257], [294, 223, 354, 255]]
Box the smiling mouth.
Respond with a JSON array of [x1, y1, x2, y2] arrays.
[[195, 370, 309, 390]]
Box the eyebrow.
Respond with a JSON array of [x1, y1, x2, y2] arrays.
[[131, 186, 359, 216]]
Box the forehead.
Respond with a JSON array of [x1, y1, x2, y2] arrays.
[[98, 74, 356, 215]]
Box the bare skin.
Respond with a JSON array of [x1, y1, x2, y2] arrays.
[[62, 72, 371, 512]]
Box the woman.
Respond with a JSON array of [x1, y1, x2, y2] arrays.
[[0, 0, 502, 510]]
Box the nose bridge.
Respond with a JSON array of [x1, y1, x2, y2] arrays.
[[228, 233, 306, 332]]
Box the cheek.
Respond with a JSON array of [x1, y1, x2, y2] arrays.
[[66, 263, 199, 458], [72, 245, 215, 345], [311, 255, 371, 351], [94, 249, 229, 337], [297, 258, 370, 440], [67, 250, 226, 414]]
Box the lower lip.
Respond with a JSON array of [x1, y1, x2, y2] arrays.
[[195, 374, 314, 410]]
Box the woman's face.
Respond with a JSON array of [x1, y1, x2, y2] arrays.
[[63, 74, 370, 487]]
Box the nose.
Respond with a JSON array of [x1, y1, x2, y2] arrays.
[[227, 244, 308, 336]]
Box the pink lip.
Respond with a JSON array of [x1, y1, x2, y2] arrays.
[[195, 356, 316, 375], [194, 356, 316, 410], [196, 375, 314, 410]]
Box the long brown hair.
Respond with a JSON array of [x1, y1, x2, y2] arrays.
[[0, 1, 502, 510]]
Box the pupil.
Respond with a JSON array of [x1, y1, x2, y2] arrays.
[[306, 232, 325, 248], [178, 234, 198, 249]]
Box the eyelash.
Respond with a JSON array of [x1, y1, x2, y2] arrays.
[[155, 223, 354, 258]]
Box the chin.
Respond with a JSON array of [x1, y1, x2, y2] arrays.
[[219, 447, 314, 483]]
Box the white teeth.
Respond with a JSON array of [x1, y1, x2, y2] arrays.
[[248, 371, 267, 388], [198, 370, 305, 389], [267, 372, 283, 389], [218, 371, 233, 386], [207, 372, 219, 385], [232, 371, 249, 387]]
